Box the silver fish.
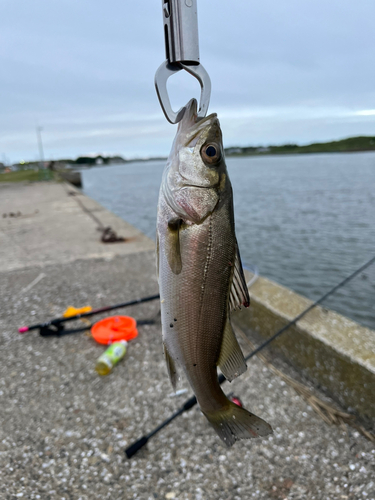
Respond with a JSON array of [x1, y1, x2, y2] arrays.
[[156, 99, 272, 446]]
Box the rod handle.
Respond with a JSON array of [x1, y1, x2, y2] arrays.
[[125, 436, 148, 459], [183, 396, 197, 411]]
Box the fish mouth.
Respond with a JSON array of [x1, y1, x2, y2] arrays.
[[196, 112, 218, 125], [184, 114, 219, 148], [182, 99, 218, 126], [182, 182, 218, 189]]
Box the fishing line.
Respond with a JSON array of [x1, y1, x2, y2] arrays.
[[125, 254, 375, 458], [243, 263, 259, 288], [244, 254, 375, 360]]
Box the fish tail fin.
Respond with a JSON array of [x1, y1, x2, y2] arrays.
[[202, 401, 272, 447]]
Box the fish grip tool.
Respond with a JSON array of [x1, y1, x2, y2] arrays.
[[155, 0, 211, 123], [125, 254, 375, 458]]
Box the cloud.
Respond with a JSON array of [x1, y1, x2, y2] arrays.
[[356, 110, 375, 116], [1, 0, 375, 162]]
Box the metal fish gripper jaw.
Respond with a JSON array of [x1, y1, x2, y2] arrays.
[[155, 0, 211, 124]]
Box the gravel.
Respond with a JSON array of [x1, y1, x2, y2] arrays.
[[0, 252, 374, 500]]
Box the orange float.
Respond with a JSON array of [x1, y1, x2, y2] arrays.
[[91, 316, 138, 345]]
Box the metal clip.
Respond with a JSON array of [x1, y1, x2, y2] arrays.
[[155, 0, 211, 124]]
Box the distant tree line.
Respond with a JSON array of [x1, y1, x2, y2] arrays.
[[74, 155, 126, 165], [225, 136, 375, 157], [12, 135, 375, 168]]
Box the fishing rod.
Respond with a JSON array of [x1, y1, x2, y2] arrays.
[[35, 319, 157, 338], [18, 294, 160, 336], [125, 254, 375, 459]]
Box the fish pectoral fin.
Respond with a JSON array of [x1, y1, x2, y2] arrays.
[[166, 217, 182, 275], [229, 241, 250, 311], [163, 343, 179, 391], [217, 319, 247, 382]]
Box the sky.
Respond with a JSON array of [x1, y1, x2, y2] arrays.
[[1, 0, 375, 163]]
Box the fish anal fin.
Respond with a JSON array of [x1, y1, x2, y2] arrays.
[[163, 343, 178, 391], [166, 217, 182, 275], [229, 241, 250, 311], [217, 319, 247, 382]]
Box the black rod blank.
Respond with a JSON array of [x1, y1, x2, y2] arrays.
[[19, 294, 160, 334]]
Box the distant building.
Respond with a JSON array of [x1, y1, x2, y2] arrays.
[[226, 148, 243, 155]]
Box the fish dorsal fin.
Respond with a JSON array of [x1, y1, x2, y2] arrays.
[[165, 217, 183, 275], [229, 242, 250, 311], [163, 342, 179, 391], [217, 319, 247, 382]]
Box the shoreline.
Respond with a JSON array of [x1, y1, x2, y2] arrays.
[[3, 140, 375, 171]]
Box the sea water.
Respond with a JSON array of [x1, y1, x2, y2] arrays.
[[82, 151, 375, 331]]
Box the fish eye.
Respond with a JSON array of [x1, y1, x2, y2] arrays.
[[206, 146, 217, 157], [201, 143, 221, 165]]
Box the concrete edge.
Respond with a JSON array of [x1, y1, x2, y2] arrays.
[[232, 271, 375, 421], [67, 184, 155, 244], [64, 182, 155, 244]]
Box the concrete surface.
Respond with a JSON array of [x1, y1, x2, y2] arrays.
[[234, 273, 375, 421], [0, 182, 374, 500], [0, 181, 154, 272]]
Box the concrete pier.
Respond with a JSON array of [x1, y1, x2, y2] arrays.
[[0, 181, 374, 500], [0, 182, 154, 272]]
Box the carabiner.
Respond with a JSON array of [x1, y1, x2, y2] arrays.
[[155, 0, 211, 124]]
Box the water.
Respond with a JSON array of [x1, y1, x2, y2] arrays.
[[82, 152, 375, 331]]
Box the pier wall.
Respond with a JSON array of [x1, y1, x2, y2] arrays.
[[234, 272, 375, 421]]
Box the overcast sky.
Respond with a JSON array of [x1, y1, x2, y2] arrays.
[[1, 0, 375, 163]]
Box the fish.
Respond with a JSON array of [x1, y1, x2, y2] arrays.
[[156, 98, 272, 447]]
